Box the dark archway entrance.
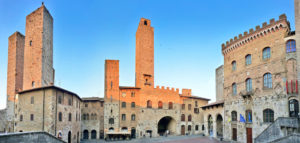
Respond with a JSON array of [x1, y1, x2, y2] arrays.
[[83, 130, 89, 139], [216, 114, 223, 138], [131, 128, 136, 138], [68, 131, 71, 143], [289, 99, 299, 117], [208, 115, 213, 136], [157, 116, 176, 136], [91, 130, 97, 139], [181, 125, 185, 135]]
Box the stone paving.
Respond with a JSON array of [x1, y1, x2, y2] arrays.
[[81, 135, 229, 143]]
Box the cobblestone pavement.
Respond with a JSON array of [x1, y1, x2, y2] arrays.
[[81, 135, 229, 143]]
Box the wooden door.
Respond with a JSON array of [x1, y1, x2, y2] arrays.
[[246, 128, 252, 143], [181, 125, 185, 135], [232, 128, 237, 141]]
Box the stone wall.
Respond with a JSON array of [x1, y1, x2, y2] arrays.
[[0, 132, 65, 143], [216, 65, 224, 101]]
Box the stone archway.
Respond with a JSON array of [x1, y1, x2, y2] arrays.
[[157, 116, 176, 136], [216, 114, 223, 138], [208, 115, 213, 136]]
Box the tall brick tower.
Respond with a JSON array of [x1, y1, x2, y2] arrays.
[[295, 0, 300, 113], [104, 60, 120, 134], [6, 32, 25, 132], [135, 18, 154, 88], [23, 3, 54, 90]]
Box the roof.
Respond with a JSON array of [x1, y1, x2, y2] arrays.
[[180, 95, 210, 101], [201, 100, 224, 109], [119, 86, 141, 89], [18, 85, 82, 101], [82, 97, 104, 102]]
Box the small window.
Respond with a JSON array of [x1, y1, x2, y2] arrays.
[[181, 114, 185, 121], [158, 101, 163, 109], [147, 100, 152, 108], [131, 92, 135, 97], [263, 73, 272, 88], [122, 114, 126, 121], [245, 54, 251, 65], [111, 81, 113, 89], [68, 98, 72, 106], [168, 102, 173, 109], [131, 114, 136, 121], [144, 20, 147, 25], [246, 78, 252, 92], [202, 125, 205, 130], [85, 104, 88, 107], [109, 118, 114, 124], [101, 102, 103, 107], [246, 110, 252, 123], [263, 47, 271, 60], [182, 104, 185, 110], [58, 112, 62, 121], [263, 109, 274, 123], [30, 96, 34, 104], [195, 101, 198, 107], [231, 111, 237, 121], [32, 81, 35, 88], [58, 96, 62, 104], [188, 125, 191, 131], [232, 83, 237, 95], [195, 125, 199, 131], [232, 61, 236, 71], [29, 40, 32, 46], [131, 102, 135, 108], [20, 115, 23, 122], [188, 115, 192, 121], [188, 104, 192, 110], [286, 40, 296, 53], [122, 102, 126, 108], [69, 113, 72, 121], [30, 114, 34, 121]]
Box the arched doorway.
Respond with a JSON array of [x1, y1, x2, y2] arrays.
[[208, 115, 213, 136], [83, 130, 89, 139], [131, 127, 136, 138], [181, 125, 185, 135], [216, 114, 223, 138], [289, 99, 299, 117], [91, 130, 97, 139], [68, 131, 71, 143], [157, 116, 176, 136]]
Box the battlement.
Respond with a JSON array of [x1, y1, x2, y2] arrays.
[[222, 14, 289, 55], [155, 85, 180, 94]]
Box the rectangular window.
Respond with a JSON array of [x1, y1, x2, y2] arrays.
[[195, 101, 198, 107], [31, 96, 34, 104], [68, 98, 72, 106], [188, 104, 192, 110], [246, 55, 251, 65], [232, 84, 237, 95], [122, 102, 126, 108], [122, 114, 126, 121], [30, 114, 34, 121], [131, 92, 135, 97], [182, 104, 185, 110]]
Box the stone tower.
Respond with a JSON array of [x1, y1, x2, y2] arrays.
[[104, 60, 120, 133], [6, 32, 25, 132], [135, 18, 154, 88], [23, 3, 54, 90]]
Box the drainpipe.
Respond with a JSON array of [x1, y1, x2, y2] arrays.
[[43, 89, 45, 131]]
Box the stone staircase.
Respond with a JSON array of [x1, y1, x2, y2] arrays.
[[254, 117, 300, 143]]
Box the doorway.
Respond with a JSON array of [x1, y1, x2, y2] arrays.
[[246, 128, 252, 143]]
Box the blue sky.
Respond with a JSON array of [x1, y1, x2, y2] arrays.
[[0, 0, 295, 109]]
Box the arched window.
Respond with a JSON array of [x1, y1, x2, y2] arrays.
[[58, 112, 62, 121], [20, 115, 23, 122], [245, 54, 252, 65], [69, 113, 72, 121], [188, 115, 192, 121], [122, 102, 126, 108], [109, 118, 114, 124], [122, 114, 126, 121], [158, 101, 163, 109], [289, 99, 299, 117], [263, 109, 274, 122], [109, 127, 114, 132], [131, 114, 136, 121], [263, 73, 272, 88], [246, 78, 252, 92], [232, 83, 237, 95], [188, 125, 192, 131], [231, 111, 237, 121], [232, 61, 236, 71], [263, 47, 271, 59], [131, 102, 135, 108], [195, 125, 199, 131], [246, 110, 252, 123], [147, 100, 152, 108], [181, 114, 185, 121], [168, 102, 173, 109], [286, 40, 296, 53]]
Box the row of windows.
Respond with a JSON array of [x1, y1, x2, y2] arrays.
[[58, 112, 80, 122], [232, 73, 272, 95], [84, 102, 104, 108], [231, 108, 274, 123], [122, 102, 135, 108], [19, 114, 34, 121], [121, 114, 136, 121], [181, 125, 199, 131], [181, 104, 192, 110], [146, 101, 173, 109], [58, 96, 80, 108], [181, 114, 192, 121], [232, 47, 271, 71]]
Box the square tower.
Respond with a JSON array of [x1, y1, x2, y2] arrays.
[[135, 18, 154, 88], [23, 4, 54, 90]]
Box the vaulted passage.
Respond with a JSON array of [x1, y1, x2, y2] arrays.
[[157, 116, 176, 136]]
